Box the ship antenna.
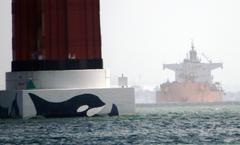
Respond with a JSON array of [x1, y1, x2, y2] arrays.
[[191, 39, 195, 50]]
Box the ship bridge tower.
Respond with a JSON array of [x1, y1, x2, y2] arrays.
[[188, 41, 200, 63], [163, 43, 223, 83]]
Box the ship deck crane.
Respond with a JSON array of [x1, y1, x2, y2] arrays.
[[202, 53, 212, 63]]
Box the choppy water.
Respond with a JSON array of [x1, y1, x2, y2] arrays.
[[0, 102, 240, 145]]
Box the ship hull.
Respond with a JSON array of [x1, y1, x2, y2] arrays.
[[156, 82, 223, 103]]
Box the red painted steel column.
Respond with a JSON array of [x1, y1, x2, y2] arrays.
[[12, 0, 103, 71], [67, 0, 87, 59], [12, 0, 40, 61]]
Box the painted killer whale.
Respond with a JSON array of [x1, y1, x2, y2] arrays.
[[109, 104, 119, 116], [29, 93, 106, 118]]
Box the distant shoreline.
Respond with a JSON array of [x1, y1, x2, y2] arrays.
[[136, 101, 240, 107]]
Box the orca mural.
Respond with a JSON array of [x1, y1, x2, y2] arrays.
[[29, 93, 119, 118], [109, 104, 119, 116]]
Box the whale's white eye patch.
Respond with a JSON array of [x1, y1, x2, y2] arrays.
[[87, 105, 105, 117], [77, 105, 89, 113]]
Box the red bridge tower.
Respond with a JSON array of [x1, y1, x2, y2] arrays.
[[12, 0, 102, 71]]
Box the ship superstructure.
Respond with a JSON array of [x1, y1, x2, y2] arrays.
[[156, 43, 224, 103]]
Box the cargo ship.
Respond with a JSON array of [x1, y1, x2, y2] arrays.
[[156, 43, 224, 103]]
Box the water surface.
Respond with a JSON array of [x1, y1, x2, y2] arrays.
[[0, 102, 240, 144]]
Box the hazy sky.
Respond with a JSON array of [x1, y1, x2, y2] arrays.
[[1, 0, 240, 91]]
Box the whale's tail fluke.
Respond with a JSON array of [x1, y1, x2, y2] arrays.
[[109, 104, 119, 116]]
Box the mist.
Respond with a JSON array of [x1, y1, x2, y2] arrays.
[[1, 0, 240, 101]]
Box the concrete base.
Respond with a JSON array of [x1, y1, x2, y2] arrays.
[[6, 69, 109, 90], [0, 88, 135, 119]]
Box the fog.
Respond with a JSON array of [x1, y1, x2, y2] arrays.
[[1, 0, 240, 101], [101, 0, 240, 93]]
